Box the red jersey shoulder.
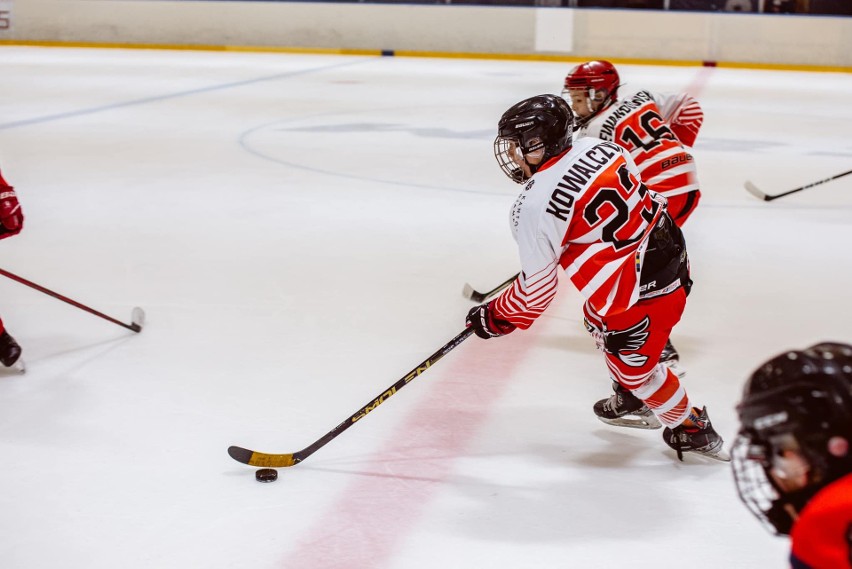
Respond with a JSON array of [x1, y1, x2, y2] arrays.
[[790, 473, 852, 569]]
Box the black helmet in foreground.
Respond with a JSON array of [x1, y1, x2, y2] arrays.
[[732, 342, 852, 535], [493, 94, 574, 184]]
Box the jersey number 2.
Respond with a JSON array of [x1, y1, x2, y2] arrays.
[[583, 164, 658, 250]]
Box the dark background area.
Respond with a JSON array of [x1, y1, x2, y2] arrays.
[[324, 0, 850, 15]]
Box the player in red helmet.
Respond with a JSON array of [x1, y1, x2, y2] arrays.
[[465, 94, 727, 462], [0, 168, 24, 371], [733, 342, 852, 568], [563, 60, 703, 226], [562, 60, 621, 122], [563, 60, 705, 405]]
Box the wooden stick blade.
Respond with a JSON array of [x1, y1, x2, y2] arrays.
[[130, 307, 146, 333], [228, 445, 296, 467], [744, 181, 769, 201], [462, 283, 486, 303]]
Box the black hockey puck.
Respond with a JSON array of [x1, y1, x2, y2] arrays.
[[255, 468, 278, 483]]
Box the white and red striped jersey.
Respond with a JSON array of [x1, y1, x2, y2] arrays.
[[655, 91, 703, 148], [575, 90, 702, 198], [491, 137, 666, 328]]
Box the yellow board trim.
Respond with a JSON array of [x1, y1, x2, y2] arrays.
[[1, 39, 850, 73], [0, 39, 385, 56]]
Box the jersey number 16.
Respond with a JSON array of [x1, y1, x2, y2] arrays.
[[617, 109, 676, 152]]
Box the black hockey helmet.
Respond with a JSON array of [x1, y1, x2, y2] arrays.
[[493, 94, 574, 184], [732, 342, 852, 535]]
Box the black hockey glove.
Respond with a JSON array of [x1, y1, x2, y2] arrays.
[[466, 302, 517, 340]]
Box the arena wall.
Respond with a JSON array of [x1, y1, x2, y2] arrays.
[[1, 0, 850, 69]]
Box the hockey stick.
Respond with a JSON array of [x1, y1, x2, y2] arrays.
[[228, 326, 476, 468], [462, 272, 519, 303], [744, 169, 852, 202], [0, 267, 145, 333]]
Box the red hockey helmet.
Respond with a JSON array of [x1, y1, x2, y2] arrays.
[[563, 60, 620, 95], [562, 60, 621, 122]]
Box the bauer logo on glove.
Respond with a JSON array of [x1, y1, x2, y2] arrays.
[[465, 302, 517, 340]]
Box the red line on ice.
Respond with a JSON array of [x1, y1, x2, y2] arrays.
[[685, 65, 715, 98], [283, 326, 546, 569]]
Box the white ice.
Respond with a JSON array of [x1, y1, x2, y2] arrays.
[[0, 46, 850, 569]]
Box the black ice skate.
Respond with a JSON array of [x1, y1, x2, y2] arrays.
[[0, 330, 24, 372], [663, 406, 729, 462], [659, 339, 685, 378], [593, 382, 662, 430]]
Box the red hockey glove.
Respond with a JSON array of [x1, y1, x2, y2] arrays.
[[466, 301, 517, 340], [0, 174, 23, 239]]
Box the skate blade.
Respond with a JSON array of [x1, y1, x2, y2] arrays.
[[679, 444, 731, 463], [596, 413, 662, 430], [693, 447, 731, 462]]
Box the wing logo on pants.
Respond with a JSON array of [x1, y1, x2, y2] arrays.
[[603, 316, 651, 368]]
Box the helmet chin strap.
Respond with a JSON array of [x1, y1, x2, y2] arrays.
[[512, 146, 532, 179], [522, 147, 545, 177], [586, 88, 598, 115], [579, 87, 616, 127]]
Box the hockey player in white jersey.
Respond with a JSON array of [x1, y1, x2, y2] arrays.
[[563, 60, 704, 389], [465, 94, 726, 461]]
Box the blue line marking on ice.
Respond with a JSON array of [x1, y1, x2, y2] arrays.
[[0, 58, 372, 131]]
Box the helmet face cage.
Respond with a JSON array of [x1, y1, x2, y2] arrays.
[[731, 434, 787, 534], [733, 343, 852, 535], [493, 136, 527, 184], [731, 412, 821, 536], [732, 421, 839, 535], [493, 95, 573, 184]]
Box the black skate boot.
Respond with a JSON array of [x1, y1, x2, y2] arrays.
[[593, 382, 662, 430], [0, 330, 21, 368], [659, 339, 685, 378], [663, 406, 729, 462]]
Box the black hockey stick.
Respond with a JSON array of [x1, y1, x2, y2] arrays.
[[0, 267, 145, 333], [744, 169, 852, 202], [462, 272, 519, 303], [228, 326, 476, 468]]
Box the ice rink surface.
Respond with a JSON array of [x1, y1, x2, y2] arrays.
[[0, 46, 850, 568]]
